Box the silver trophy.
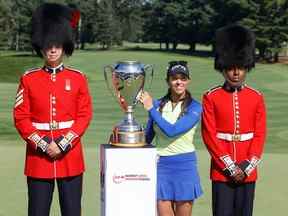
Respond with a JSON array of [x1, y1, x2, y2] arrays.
[[104, 61, 153, 147]]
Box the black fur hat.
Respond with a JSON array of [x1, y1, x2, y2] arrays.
[[214, 24, 255, 72], [31, 3, 76, 57]]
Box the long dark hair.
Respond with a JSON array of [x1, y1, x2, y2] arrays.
[[159, 88, 193, 119]]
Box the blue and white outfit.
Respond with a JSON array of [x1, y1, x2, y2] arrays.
[[146, 98, 203, 201]]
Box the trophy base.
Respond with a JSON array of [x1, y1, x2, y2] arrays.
[[111, 129, 146, 147], [111, 142, 146, 147]]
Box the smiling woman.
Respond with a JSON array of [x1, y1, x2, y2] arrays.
[[140, 60, 203, 216]]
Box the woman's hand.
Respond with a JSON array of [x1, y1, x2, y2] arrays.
[[139, 91, 153, 111]]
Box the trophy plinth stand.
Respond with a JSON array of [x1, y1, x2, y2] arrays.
[[100, 144, 157, 216], [110, 106, 145, 147]]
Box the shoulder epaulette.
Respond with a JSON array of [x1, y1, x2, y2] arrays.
[[66, 66, 83, 74], [23, 67, 41, 76], [245, 85, 262, 95], [206, 85, 222, 95]]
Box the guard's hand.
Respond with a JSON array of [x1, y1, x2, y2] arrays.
[[139, 91, 153, 111], [46, 141, 62, 160], [231, 166, 246, 183]]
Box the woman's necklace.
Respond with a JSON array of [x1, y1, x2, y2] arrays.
[[171, 101, 179, 111], [171, 93, 185, 110]]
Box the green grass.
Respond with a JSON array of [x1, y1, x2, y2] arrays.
[[0, 145, 287, 216], [1, 49, 287, 153], [0, 53, 41, 83], [0, 49, 288, 215]]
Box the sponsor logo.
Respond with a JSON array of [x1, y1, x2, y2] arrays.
[[113, 174, 151, 184]]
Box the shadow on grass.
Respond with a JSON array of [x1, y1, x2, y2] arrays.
[[81, 46, 215, 58], [125, 47, 215, 58], [1, 45, 215, 58], [8, 53, 37, 58]]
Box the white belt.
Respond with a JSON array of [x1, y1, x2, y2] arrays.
[[216, 132, 254, 141], [32, 120, 74, 130]]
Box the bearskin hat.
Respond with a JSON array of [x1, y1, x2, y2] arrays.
[[31, 3, 80, 57], [214, 24, 256, 72]]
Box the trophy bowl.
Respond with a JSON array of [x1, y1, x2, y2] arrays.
[[104, 61, 153, 147]]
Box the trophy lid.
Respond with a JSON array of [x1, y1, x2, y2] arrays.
[[118, 60, 140, 64], [114, 61, 145, 75]]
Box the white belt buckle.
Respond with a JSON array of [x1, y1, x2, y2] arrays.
[[50, 121, 59, 130], [232, 134, 241, 141], [216, 132, 254, 142], [33, 120, 74, 130]]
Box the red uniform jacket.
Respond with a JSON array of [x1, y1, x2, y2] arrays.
[[201, 84, 266, 182], [14, 65, 92, 178]]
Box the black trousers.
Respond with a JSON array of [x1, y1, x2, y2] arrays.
[[212, 181, 256, 216], [27, 174, 83, 216]]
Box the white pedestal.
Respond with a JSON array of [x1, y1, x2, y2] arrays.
[[100, 144, 157, 216]]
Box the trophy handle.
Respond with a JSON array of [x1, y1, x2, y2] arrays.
[[144, 64, 154, 90], [104, 64, 129, 112], [104, 65, 116, 97], [135, 64, 153, 104]]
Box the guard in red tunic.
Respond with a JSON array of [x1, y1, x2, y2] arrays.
[[201, 25, 266, 216], [13, 3, 92, 216]]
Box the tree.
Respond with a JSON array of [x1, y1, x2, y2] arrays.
[[241, 0, 288, 62], [0, 0, 45, 51], [143, 0, 184, 50], [94, 0, 122, 49], [64, 0, 98, 49], [208, 0, 253, 51], [0, 0, 11, 49], [144, 0, 215, 51], [180, 0, 215, 51], [75, 0, 145, 49], [142, 0, 166, 48], [111, 0, 146, 42]]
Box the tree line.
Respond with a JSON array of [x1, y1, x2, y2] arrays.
[[0, 0, 288, 62]]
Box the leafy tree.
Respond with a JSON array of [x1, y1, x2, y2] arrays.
[[0, 0, 46, 51], [111, 0, 145, 42], [0, 0, 11, 49], [143, 0, 184, 50], [1, 0, 287, 57], [71, 0, 98, 49], [242, 0, 288, 62], [180, 0, 215, 51], [144, 0, 215, 51], [208, 0, 253, 51], [94, 0, 122, 49]]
